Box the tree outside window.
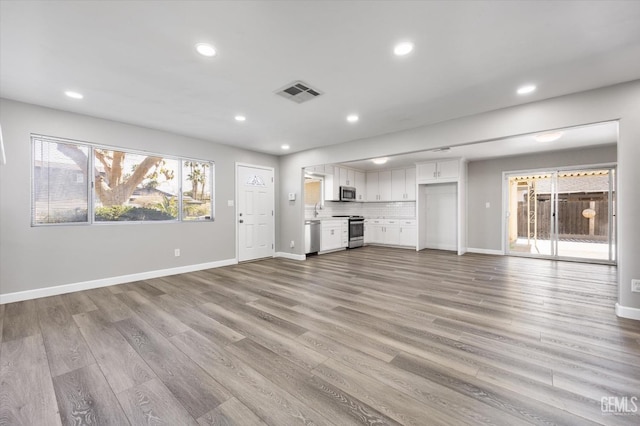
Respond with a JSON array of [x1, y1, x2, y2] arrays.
[[32, 136, 214, 225]]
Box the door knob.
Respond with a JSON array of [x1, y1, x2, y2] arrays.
[[239, 220, 244, 223]]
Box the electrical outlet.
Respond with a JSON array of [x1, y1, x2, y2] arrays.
[[290, 240, 295, 248], [632, 279, 640, 293], [174, 248, 180, 257]]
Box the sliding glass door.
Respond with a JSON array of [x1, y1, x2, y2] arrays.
[[506, 167, 615, 263]]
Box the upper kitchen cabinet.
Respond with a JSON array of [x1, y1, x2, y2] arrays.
[[339, 167, 356, 187], [416, 159, 460, 183], [366, 170, 392, 201], [391, 167, 416, 201], [305, 164, 325, 174], [355, 171, 366, 201], [318, 164, 366, 201]]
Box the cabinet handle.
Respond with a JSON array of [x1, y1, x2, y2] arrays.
[[438, 171, 441, 177], [433, 171, 436, 177]]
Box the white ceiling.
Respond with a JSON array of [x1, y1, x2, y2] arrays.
[[339, 121, 618, 171], [1, 1, 639, 156]]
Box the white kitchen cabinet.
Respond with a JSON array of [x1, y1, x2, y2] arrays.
[[364, 220, 371, 244], [367, 171, 392, 201], [379, 171, 392, 201], [391, 170, 405, 201], [366, 219, 385, 244], [366, 172, 379, 201], [341, 220, 349, 247], [405, 167, 416, 200], [391, 167, 416, 201], [355, 171, 366, 201], [417, 159, 459, 183], [324, 176, 338, 201], [323, 165, 334, 176], [339, 167, 356, 187], [398, 219, 417, 247], [320, 219, 348, 252], [305, 164, 325, 174], [364, 219, 415, 247], [383, 219, 401, 245], [323, 165, 364, 201]]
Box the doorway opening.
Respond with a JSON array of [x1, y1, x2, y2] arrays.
[[505, 167, 616, 263]]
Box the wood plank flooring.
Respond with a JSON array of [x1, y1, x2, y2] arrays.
[[1, 246, 639, 425]]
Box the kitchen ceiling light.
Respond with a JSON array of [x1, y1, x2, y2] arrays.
[[64, 91, 83, 99], [234, 115, 246, 122], [394, 42, 414, 56], [346, 114, 359, 123], [281, 144, 290, 150], [534, 131, 564, 142], [195, 43, 217, 57], [372, 157, 388, 165], [517, 84, 536, 95]]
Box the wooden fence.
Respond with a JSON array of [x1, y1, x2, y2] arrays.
[[517, 194, 609, 241]]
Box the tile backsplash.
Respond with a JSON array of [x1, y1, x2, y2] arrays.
[[305, 201, 416, 219]]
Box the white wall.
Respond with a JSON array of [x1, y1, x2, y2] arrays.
[[467, 145, 617, 251], [0, 99, 278, 300], [279, 80, 640, 317]]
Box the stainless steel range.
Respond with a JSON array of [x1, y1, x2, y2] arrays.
[[333, 215, 364, 248]]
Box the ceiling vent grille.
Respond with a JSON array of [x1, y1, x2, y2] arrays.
[[275, 81, 323, 104]]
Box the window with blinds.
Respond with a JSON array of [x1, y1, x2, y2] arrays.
[[33, 138, 89, 224], [31, 135, 215, 225]]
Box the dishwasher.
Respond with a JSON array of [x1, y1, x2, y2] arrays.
[[305, 220, 321, 254]]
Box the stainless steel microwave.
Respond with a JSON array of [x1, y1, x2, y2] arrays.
[[340, 186, 357, 201]]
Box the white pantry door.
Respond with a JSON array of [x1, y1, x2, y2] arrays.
[[237, 164, 275, 262]]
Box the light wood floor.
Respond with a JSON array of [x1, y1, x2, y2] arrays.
[[1, 246, 639, 425]]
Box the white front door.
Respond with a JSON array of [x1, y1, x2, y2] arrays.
[[237, 164, 274, 262]]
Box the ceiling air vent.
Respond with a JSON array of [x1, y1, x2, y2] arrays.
[[275, 81, 323, 104]]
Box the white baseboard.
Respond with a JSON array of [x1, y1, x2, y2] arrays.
[[0, 258, 238, 305], [275, 252, 306, 261], [615, 303, 640, 321], [467, 247, 504, 256]]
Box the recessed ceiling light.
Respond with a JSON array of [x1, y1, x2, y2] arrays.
[[195, 43, 217, 57], [534, 131, 564, 142], [281, 144, 290, 150], [430, 147, 451, 153], [394, 42, 414, 56], [234, 115, 246, 122], [346, 114, 359, 123], [64, 91, 83, 99], [372, 157, 388, 165], [517, 84, 536, 95]]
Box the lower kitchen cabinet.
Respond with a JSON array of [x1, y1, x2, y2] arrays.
[[320, 219, 348, 252], [365, 219, 386, 244], [398, 220, 417, 247], [365, 219, 416, 247]]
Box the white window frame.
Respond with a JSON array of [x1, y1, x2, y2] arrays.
[[31, 134, 215, 226]]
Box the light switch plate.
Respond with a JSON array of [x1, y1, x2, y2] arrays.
[[227, 200, 234, 207], [288, 192, 296, 201], [632, 279, 640, 293]]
